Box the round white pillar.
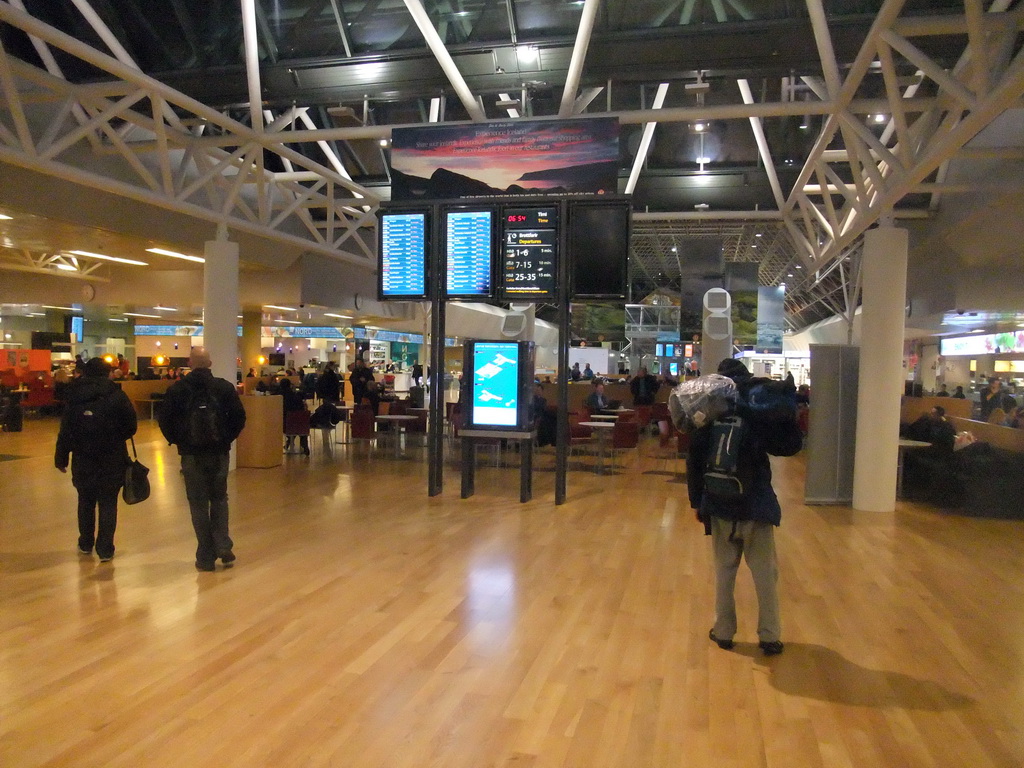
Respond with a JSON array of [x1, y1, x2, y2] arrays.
[[203, 237, 240, 384], [852, 225, 909, 512]]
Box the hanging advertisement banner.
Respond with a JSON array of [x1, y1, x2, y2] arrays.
[[940, 331, 1024, 356], [390, 118, 619, 199]]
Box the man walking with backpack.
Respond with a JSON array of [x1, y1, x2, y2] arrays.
[[686, 358, 801, 656], [159, 347, 246, 572]]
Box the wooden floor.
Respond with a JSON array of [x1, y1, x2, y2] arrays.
[[1, 417, 1023, 768]]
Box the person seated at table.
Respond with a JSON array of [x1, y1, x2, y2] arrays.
[[279, 378, 309, 455], [584, 380, 610, 412], [952, 385, 966, 399], [905, 405, 956, 455], [363, 380, 383, 415], [1004, 405, 1024, 429]]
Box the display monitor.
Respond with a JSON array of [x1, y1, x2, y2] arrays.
[[568, 201, 630, 300], [669, 362, 679, 376], [665, 344, 675, 357], [445, 208, 495, 299], [378, 209, 429, 300], [500, 206, 558, 300], [463, 340, 536, 431], [70, 316, 84, 343], [655, 343, 664, 357]]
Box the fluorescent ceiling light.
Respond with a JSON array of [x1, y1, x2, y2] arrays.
[[55, 264, 78, 271], [26, 312, 45, 317], [109, 318, 128, 323], [324, 313, 353, 319], [123, 312, 161, 318], [516, 45, 538, 63], [69, 250, 148, 266], [275, 319, 301, 324], [264, 305, 297, 311], [42, 305, 79, 311], [154, 306, 178, 312], [146, 247, 205, 263], [0, 214, 12, 220]]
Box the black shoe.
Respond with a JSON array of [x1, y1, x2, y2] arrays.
[[98, 554, 114, 563], [219, 551, 236, 568], [302, 447, 310, 456], [195, 562, 216, 572], [78, 547, 92, 556], [709, 629, 734, 650], [759, 640, 784, 656]]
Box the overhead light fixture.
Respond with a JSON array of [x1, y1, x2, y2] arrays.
[[379, 139, 389, 147], [154, 306, 178, 312], [55, 264, 78, 271], [755, 232, 763, 237], [276, 319, 301, 324], [0, 214, 12, 220], [146, 247, 205, 263], [873, 114, 886, 124], [795, 265, 802, 269], [324, 313, 353, 319], [264, 305, 297, 311], [69, 249, 148, 266], [26, 312, 45, 317], [123, 312, 161, 318], [670, 247, 677, 253], [694, 203, 710, 211], [42, 305, 79, 311], [690, 122, 707, 133], [516, 46, 538, 64], [109, 318, 128, 323]]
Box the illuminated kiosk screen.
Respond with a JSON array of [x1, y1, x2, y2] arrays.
[[378, 211, 428, 299], [446, 209, 494, 298], [471, 342, 520, 427]]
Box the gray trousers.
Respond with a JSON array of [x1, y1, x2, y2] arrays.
[[710, 517, 781, 643], [181, 452, 232, 566]]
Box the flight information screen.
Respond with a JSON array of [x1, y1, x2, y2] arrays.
[[446, 209, 493, 298], [379, 211, 427, 299], [471, 341, 520, 427], [501, 206, 558, 299]]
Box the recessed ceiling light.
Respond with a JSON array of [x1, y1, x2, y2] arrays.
[[26, 312, 45, 317], [42, 305, 79, 311], [69, 250, 148, 266], [146, 247, 205, 263], [0, 214, 12, 220], [755, 232, 763, 237], [873, 113, 886, 124], [264, 305, 297, 311], [516, 45, 538, 64], [324, 313, 353, 319], [123, 312, 161, 318], [109, 318, 128, 323], [795, 265, 802, 269], [55, 263, 78, 271], [154, 306, 178, 312], [275, 319, 301, 324]]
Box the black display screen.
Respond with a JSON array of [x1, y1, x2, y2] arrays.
[[501, 206, 558, 300], [445, 209, 494, 298], [378, 210, 428, 300], [568, 202, 630, 300]]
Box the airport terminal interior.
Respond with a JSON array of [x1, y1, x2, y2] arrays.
[[2, 0, 1024, 766]]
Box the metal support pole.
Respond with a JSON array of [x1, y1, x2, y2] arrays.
[[427, 203, 446, 496], [555, 199, 570, 504]]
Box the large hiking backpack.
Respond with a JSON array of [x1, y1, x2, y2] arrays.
[[184, 385, 224, 449], [703, 412, 756, 502]]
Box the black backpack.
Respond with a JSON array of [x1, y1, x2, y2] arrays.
[[184, 385, 224, 449], [68, 392, 122, 452], [703, 412, 756, 503]]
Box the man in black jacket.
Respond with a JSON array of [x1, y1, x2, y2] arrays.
[[315, 361, 342, 404], [630, 367, 660, 406], [55, 358, 138, 562], [159, 347, 246, 571]]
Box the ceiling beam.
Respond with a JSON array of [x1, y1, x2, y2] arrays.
[[558, 0, 601, 118], [624, 83, 669, 195]]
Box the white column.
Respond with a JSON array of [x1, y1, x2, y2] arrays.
[[203, 236, 240, 384], [852, 225, 908, 512]]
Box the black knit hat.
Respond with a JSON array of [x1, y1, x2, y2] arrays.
[[716, 358, 750, 379], [83, 358, 111, 378]]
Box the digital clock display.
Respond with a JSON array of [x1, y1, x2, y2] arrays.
[[504, 208, 554, 229]]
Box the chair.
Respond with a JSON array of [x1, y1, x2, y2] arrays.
[[609, 419, 640, 469], [635, 405, 654, 429], [21, 382, 56, 417], [283, 409, 311, 454], [349, 404, 378, 457], [568, 411, 594, 461]]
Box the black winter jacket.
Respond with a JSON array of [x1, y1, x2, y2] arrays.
[[158, 368, 247, 455], [55, 377, 137, 492]]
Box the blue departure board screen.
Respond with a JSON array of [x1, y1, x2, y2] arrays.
[[446, 209, 493, 298], [471, 341, 520, 427], [379, 211, 428, 299]]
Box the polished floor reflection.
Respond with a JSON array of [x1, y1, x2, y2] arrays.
[[1, 418, 1022, 767]]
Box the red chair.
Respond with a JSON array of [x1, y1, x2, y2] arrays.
[[349, 404, 378, 457], [283, 409, 311, 454], [609, 419, 640, 469], [21, 382, 56, 416]]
